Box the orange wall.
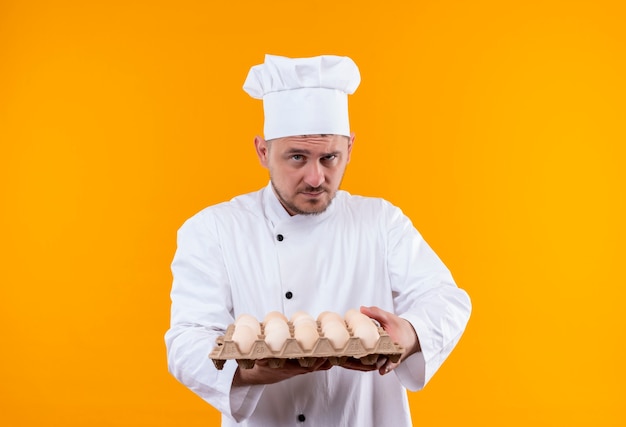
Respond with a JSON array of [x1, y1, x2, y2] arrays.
[[1, 1, 625, 425]]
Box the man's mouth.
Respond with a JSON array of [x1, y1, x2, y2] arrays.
[[300, 188, 325, 196]]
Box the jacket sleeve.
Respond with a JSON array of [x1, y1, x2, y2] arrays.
[[164, 211, 265, 422], [383, 203, 472, 391]]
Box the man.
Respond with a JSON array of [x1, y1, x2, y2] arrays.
[[165, 54, 471, 426]]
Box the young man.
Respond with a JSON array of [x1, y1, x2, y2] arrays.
[[165, 54, 471, 426]]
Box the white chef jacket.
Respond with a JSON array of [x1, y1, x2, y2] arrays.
[[165, 183, 471, 427]]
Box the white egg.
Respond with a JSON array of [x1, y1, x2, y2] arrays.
[[322, 319, 348, 333], [294, 322, 319, 351], [317, 311, 343, 326], [263, 318, 290, 334], [290, 310, 315, 323], [265, 325, 292, 352], [293, 317, 317, 329], [344, 309, 370, 328], [322, 320, 350, 350], [291, 312, 318, 336], [264, 311, 288, 323], [231, 324, 257, 354], [235, 314, 261, 335], [352, 320, 380, 349]]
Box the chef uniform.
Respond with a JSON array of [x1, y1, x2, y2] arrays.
[[165, 54, 471, 426]]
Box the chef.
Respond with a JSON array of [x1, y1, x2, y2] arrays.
[[165, 54, 471, 426]]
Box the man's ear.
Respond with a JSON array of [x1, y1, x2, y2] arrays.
[[254, 136, 269, 168], [346, 132, 356, 163]]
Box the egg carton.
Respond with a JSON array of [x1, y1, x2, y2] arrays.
[[209, 321, 403, 370]]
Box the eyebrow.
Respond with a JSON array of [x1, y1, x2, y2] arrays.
[[284, 148, 341, 157]]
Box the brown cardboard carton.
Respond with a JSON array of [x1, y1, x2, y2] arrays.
[[209, 320, 403, 370]]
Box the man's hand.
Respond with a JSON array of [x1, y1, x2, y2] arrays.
[[358, 305, 421, 376], [233, 357, 332, 387]]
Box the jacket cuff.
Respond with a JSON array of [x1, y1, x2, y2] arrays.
[[393, 313, 431, 391], [222, 362, 266, 422]]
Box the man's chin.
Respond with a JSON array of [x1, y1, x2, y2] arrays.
[[293, 196, 332, 215], [272, 183, 335, 216]]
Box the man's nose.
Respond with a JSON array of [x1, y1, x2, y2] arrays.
[[303, 161, 325, 188]]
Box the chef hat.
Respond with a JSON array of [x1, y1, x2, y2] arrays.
[[243, 54, 361, 140]]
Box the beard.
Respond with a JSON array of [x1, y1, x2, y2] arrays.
[[271, 181, 335, 216]]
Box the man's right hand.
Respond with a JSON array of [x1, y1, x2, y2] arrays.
[[232, 358, 333, 386]]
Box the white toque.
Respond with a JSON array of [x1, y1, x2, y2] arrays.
[[243, 54, 361, 140]]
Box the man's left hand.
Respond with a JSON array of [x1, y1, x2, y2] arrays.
[[358, 305, 421, 376]]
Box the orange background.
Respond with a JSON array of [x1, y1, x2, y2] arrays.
[[1, 0, 625, 425]]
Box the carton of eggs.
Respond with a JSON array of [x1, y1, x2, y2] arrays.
[[210, 309, 403, 370]]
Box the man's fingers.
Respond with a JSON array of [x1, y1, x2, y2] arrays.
[[375, 356, 388, 370], [311, 358, 332, 371], [360, 305, 385, 324], [378, 357, 400, 375], [360, 305, 396, 333]]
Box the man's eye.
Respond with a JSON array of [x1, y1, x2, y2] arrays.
[[323, 155, 337, 161], [291, 155, 304, 161]]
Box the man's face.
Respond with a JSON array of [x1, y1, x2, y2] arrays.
[[255, 134, 354, 215]]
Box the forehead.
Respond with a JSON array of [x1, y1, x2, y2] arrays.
[[270, 134, 349, 152]]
